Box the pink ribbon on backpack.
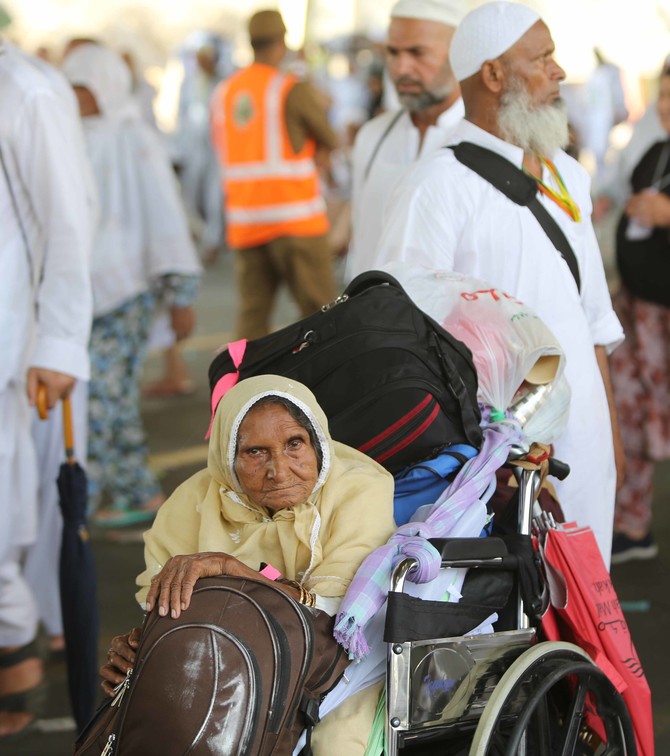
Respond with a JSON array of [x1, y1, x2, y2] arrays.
[[205, 339, 248, 439]]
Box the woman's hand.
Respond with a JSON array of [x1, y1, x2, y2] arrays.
[[145, 552, 258, 619], [100, 627, 142, 696], [626, 189, 670, 227], [592, 195, 612, 224]]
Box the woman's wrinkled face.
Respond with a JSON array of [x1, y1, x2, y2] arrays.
[[234, 403, 319, 512]]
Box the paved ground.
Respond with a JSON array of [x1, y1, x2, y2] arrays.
[[5, 252, 668, 755]]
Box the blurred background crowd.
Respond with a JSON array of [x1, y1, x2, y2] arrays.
[[2, 0, 670, 750], [3, 0, 670, 272]]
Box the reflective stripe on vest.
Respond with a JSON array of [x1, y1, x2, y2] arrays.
[[226, 196, 327, 224], [217, 65, 329, 248]]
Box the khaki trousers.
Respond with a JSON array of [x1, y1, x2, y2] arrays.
[[233, 234, 337, 340]]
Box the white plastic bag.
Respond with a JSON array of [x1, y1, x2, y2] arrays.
[[382, 263, 571, 443]]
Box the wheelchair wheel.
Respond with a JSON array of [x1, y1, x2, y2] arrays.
[[469, 641, 637, 756]]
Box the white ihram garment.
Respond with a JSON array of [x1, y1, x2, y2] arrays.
[[345, 99, 464, 282], [375, 119, 624, 567], [0, 42, 93, 644], [62, 43, 201, 318]]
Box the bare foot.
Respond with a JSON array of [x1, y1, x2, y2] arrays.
[[0, 649, 42, 737]]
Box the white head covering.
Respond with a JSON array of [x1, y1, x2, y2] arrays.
[[62, 43, 133, 118], [390, 0, 465, 27], [62, 42, 200, 317], [450, 1, 541, 82]]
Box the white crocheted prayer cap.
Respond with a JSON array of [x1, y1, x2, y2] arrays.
[[390, 0, 466, 28], [450, 1, 541, 82]]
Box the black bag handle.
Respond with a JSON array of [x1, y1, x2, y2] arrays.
[[450, 142, 581, 293], [343, 269, 404, 297]]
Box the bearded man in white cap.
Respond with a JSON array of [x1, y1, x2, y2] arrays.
[[345, 0, 466, 282], [375, 1, 625, 568]]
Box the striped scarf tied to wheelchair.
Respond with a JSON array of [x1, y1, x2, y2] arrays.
[[333, 419, 525, 660]]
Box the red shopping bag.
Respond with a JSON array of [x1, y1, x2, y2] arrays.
[[539, 522, 654, 756]]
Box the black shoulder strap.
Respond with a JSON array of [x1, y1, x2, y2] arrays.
[[363, 109, 405, 183], [450, 141, 581, 292]]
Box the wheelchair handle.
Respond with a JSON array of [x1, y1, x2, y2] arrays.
[[390, 553, 513, 594], [548, 457, 570, 480]]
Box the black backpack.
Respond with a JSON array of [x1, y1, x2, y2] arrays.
[[74, 577, 349, 756], [208, 271, 482, 472]]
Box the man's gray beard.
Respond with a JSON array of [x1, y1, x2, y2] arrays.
[[498, 86, 570, 156], [397, 82, 454, 113]]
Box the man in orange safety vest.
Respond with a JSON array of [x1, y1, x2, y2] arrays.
[[211, 9, 339, 339]]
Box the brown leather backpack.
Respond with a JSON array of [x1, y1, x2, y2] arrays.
[[74, 577, 349, 756]]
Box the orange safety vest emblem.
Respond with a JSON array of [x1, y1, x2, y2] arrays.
[[211, 63, 329, 249]]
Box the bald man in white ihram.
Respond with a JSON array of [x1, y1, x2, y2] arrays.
[[345, 0, 466, 282], [374, 1, 625, 568]]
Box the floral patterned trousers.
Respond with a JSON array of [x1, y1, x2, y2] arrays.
[[87, 292, 162, 511], [611, 289, 670, 535]]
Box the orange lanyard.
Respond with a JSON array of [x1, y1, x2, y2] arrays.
[[525, 157, 581, 223]]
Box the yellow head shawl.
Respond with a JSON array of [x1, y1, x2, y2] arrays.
[[137, 375, 395, 604]]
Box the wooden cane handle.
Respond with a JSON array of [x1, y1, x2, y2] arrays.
[[62, 395, 75, 463], [36, 383, 49, 420]]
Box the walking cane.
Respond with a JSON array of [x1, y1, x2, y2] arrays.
[[36, 385, 76, 464], [35, 383, 100, 730]]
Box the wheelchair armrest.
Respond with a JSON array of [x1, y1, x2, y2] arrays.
[[428, 537, 508, 561]]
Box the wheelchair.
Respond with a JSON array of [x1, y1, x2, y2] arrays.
[[382, 455, 637, 756]]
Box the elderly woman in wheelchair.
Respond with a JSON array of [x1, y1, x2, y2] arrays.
[[94, 373, 636, 755], [97, 375, 395, 754]]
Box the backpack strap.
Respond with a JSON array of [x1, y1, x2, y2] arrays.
[[450, 141, 581, 293]]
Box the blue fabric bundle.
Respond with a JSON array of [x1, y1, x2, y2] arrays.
[[392, 444, 479, 526]]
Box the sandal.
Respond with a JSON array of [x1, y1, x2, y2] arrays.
[[0, 640, 45, 740]]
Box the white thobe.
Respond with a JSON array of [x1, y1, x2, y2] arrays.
[[345, 99, 465, 283], [81, 116, 201, 317], [374, 120, 624, 567], [174, 70, 224, 252], [0, 42, 93, 644]]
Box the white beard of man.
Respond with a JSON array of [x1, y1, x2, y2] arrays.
[[498, 80, 570, 157]]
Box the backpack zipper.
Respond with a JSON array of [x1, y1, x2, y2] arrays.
[[96, 669, 132, 755], [100, 733, 115, 756], [308, 641, 346, 695], [110, 668, 133, 708]]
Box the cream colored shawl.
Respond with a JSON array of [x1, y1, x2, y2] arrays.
[[137, 375, 395, 603]]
